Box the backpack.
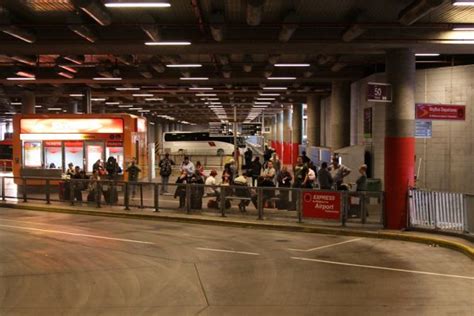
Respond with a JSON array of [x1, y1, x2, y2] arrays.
[[160, 159, 172, 176]]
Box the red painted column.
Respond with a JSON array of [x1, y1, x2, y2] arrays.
[[292, 104, 303, 165], [385, 48, 416, 230]]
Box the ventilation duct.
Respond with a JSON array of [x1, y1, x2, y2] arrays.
[[9, 55, 37, 66], [68, 24, 98, 42], [72, 0, 112, 26], [116, 55, 134, 66], [398, 0, 444, 25]]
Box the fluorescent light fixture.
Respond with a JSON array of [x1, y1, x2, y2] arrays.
[[453, 1, 474, 6], [130, 107, 143, 110], [5, 112, 16, 115], [93, 77, 122, 81], [267, 77, 297, 80], [48, 108, 62, 111], [259, 93, 280, 96], [201, 98, 219, 101], [119, 105, 133, 108], [443, 40, 474, 44], [105, 2, 171, 8], [166, 64, 202, 68], [138, 110, 151, 113], [116, 87, 140, 91], [70, 94, 84, 97], [254, 102, 271, 105], [35, 105, 42, 108], [180, 77, 209, 80], [145, 41, 191, 46], [263, 87, 287, 90], [452, 27, 474, 30], [256, 98, 275, 100], [2, 26, 35, 44], [7, 77, 35, 81], [189, 87, 213, 90], [195, 93, 217, 96], [415, 53, 440, 56], [59, 65, 78, 73], [133, 93, 154, 97], [274, 63, 310, 67], [105, 101, 120, 105], [91, 98, 106, 101], [16, 71, 35, 78], [209, 102, 222, 104], [10, 102, 22, 105], [145, 98, 164, 101]]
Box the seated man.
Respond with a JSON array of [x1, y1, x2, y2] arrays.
[[233, 173, 251, 212]]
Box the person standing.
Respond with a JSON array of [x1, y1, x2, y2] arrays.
[[317, 162, 334, 190], [159, 153, 175, 194], [244, 148, 253, 169], [356, 164, 368, 192], [126, 158, 141, 198], [250, 156, 262, 187], [329, 155, 351, 190], [291, 156, 308, 210], [277, 165, 292, 209], [301, 151, 311, 165]]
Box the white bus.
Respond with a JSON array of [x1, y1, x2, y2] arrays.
[[163, 132, 245, 156]]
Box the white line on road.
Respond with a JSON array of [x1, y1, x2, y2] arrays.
[[288, 238, 364, 252], [196, 247, 260, 256], [0, 223, 155, 245], [291, 257, 474, 280]]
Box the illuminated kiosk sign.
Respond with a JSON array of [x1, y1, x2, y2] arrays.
[[20, 118, 124, 135]]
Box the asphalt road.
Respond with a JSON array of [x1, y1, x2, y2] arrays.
[[0, 208, 472, 316]]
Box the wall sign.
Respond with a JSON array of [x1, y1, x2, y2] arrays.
[[241, 123, 262, 136], [415, 104, 466, 121], [302, 191, 341, 220], [367, 82, 392, 102], [415, 121, 432, 138], [21, 118, 124, 134], [363, 108, 373, 138]]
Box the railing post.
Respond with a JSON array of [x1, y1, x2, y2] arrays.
[[124, 182, 130, 211], [22, 178, 27, 202], [361, 192, 367, 224], [45, 179, 51, 205], [219, 186, 225, 216], [154, 183, 159, 212], [257, 187, 263, 220], [1, 177, 5, 201], [70, 180, 75, 206], [341, 192, 347, 227], [96, 182, 102, 208], [297, 188, 303, 223], [139, 183, 144, 209], [185, 184, 191, 214], [462, 194, 469, 233]]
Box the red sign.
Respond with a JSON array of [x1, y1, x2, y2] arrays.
[[107, 141, 123, 147], [416, 104, 465, 120], [21, 118, 123, 133], [302, 191, 341, 220], [44, 141, 62, 147]]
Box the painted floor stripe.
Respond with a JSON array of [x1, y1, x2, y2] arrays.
[[196, 247, 260, 256], [288, 238, 364, 252], [0, 223, 155, 245], [291, 257, 474, 280]]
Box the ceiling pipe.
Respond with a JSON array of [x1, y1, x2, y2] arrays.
[[342, 24, 365, 42], [210, 11, 226, 42], [141, 14, 161, 42], [9, 55, 37, 66], [247, 0, 265, 26], [72, 0, 112, 26], [68, 24, 98, 43], [398, 0, 445, 26], [279, 11, 299, 42], [116, 55, 134, 66], [63, 55, 85, 65]]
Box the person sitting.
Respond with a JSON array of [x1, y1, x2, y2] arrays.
[[71, 166, 87, 202], [234, 173, 251, 212]]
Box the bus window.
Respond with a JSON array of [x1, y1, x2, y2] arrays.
[[24, 141, 42, 167]]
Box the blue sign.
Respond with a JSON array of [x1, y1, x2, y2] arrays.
[[415, 121, 432, 138]]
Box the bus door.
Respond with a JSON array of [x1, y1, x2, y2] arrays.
[[85, 141, 105, 173]]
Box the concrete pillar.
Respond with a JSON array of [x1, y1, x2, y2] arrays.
[[282, 107, 292, 164], [66, 101, 78, 114], [275, 111, 284, 157], [21, 91, 35, 114], [292, 104, 303, 144], [385, 48, 416, 230], [330, 81, 351, 149], [83, 88, 92, 114], [306, 95, 321, 147]]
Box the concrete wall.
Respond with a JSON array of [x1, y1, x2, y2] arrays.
[[351, 65, 474, 194]]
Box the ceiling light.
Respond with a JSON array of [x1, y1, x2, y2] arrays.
[[47, 108, 62, 111], [195, 93, 217, 96], [267, 77, 297, 80], [105, 101, 120, 105], [254, 102, 271, 105], [7, 77, 36, 81], [35, 105, 42, 108], [180, 77, 209, 80], [263, 87, 287, 90], [105, 2, 171, 8], [145, 98, 164, 101], [64, 56, 84, 65], [133, 93, 154, 97], [259, 93, 280, 96], [138, 109, 151, 112], [443, 40, 474, 44], [415, 53, 440, 56], [15, 70, 35, 78], [69, 94, 84, 97], [10, 102, 22, 105], [91, 98, 106, 101], [93, 77, 122, 81], [116, 87, 140, 91], [166, 64, 202, 68], [274, 63, 310, 67], [452, 1, 474, 6], [2, 26, 36, 43], [145, 41, 191, 46], [201, 98, 219, 101], [5, 112, 16, 115], [130, 107, 143, 110], [119, 105, 133, 108], [256, 98, 275, 100], [189, 87, 213, 90], [58, 65, 78, 73]]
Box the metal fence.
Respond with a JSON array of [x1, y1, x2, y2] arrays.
[[408, 188, 473, 234], [0, 176, 385, 227]]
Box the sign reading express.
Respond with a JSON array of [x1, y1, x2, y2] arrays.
[[415, 104, 466, 121], [302, 191, 341, 220]]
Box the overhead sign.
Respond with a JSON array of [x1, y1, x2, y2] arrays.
[[21, 118, 124, 134], [415, 121, 432, 138], [367, 82, 392, 102], [302, 191, 341, 220], [241, 123, 262, 136], [363, 108, 373, 138], [415, 104, 466, 120], [209, 122, 229, 135]]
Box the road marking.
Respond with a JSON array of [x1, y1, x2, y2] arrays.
[[0, 223, 155, 245], [196, 247, 260, 256], [288, 238, 364, 252], [291, 257, 474, 280]]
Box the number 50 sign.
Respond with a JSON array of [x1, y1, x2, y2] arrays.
[[302, 191, 341, 220], [367, 82, 392, 102]]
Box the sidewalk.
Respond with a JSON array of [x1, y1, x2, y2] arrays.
[[0, 200, 472, 259]]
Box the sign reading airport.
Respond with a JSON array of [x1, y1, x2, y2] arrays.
[[367, 82, 392, 102], [415, 104, 466, 121], [302, 191, 341, 220]]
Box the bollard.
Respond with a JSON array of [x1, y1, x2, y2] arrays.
[[22, 178, 27, 202], [124, 182, 130, 211], [154, 183, 159, 212], [1, 177, 5, 201], [96, 182, 102, 208], [139, 183, 144, 209], [257, 187, 263, 220], [46, 179, 51, 205]]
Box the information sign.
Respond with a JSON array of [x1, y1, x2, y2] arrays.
[[415, 104, 466, 121], [415, 121, 432, 138], [302, 191, 341, 220], [367, 82, 392, 102]]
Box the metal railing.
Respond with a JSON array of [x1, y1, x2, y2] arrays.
[[0, 176, 385, 227], [408, 188, 473, 234]]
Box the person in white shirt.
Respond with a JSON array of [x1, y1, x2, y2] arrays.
[[329, 156, 351, 190], [204, 170, 219, 197], [181, 156, 195, 178]]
